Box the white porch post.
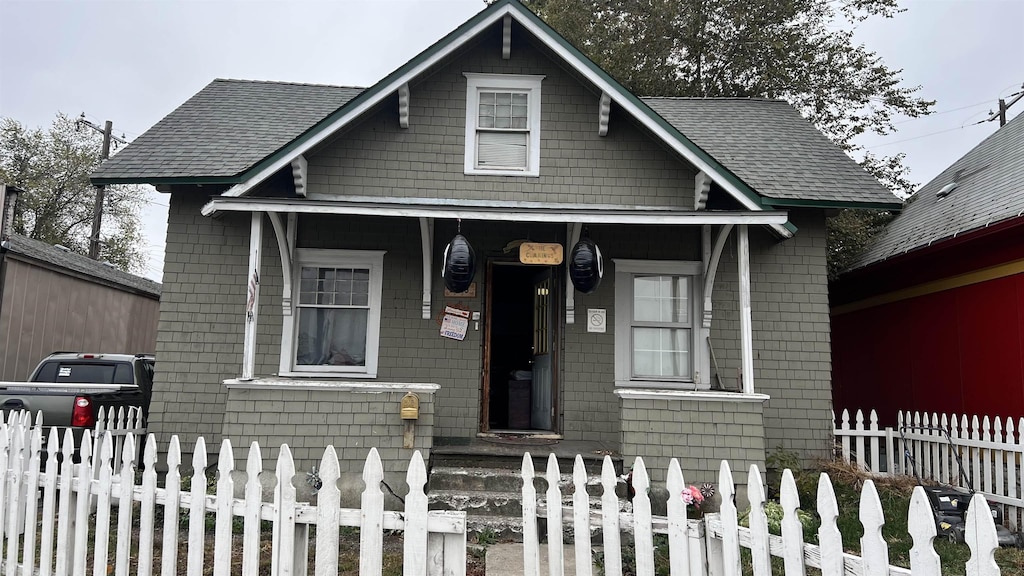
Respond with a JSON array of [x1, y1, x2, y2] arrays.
[[242, 212, 263, 380], [737, 224, 754, 394], [419, 217, 434, 319], [565, 222, 582, 324]]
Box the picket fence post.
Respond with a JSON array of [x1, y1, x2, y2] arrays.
[[114, 433, 137, 576], [39, 427, 59, 576], [213, 439, 234, 576], [779, 470, 806, 576], [665, 458, 689, 576], [521, 454, 541, 576], [404, 450, 428, 576], [572, 456, 593, 576], [161, 436, 182, 576], [243, 442, 263, 576], [316, 445, 342, 576], [965, 493, 1000, 576], [908, 486, 940, 574], [55, 428, 75, 576], [538, 454, 561, 576], [600, 456, 622, 576], [187, 437, 208, 576], [138, 435, 158, 576]]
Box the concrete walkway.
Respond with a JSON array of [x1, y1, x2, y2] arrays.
[[485, 543, 596, 576]]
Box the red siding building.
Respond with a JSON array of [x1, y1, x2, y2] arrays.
[[831, 112, 1024, 427]]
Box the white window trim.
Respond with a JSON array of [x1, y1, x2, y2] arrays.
[[283, 248, 386, 378], [613, 259, 706, 389], [463, 73, 544, 177]]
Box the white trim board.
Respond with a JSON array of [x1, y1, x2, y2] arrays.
[[211, 2, 791, 237], [614, 389, 769, 403], [202, 197, 788, 225], [224, 379, 440, 393]]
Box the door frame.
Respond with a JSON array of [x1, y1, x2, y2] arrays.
[[479, 258, 561, 435]]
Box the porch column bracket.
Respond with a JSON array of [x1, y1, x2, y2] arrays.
[[291, 155, 308, 197], [598, 92, 611, 136], [398, 84, 410, 129], [268, 212, 293, 315], [702, 224, 733, 328], [694, 170, 711, 210], [738, 224, 754, 395], [419, 217, 434, 320], [242, 212, 264, 381], [565, 222, 582, 324], [502, 14, 512, 59]]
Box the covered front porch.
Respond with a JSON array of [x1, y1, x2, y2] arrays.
[[201, 193, 782, 490]]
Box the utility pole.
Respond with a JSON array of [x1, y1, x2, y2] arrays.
[[77, 115, 127, 259], [983, 84, 1024, 127]]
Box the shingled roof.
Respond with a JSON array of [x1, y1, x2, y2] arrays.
[[92, 80, 362, 183], [91, 0, 895, 211], [642, 98, 896, 205], [94, 80, 894, 207], [4, 235, 160, 297], [851, 112, 1024, 270]]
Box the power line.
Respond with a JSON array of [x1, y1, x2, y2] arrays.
[[865, 125, 969, 149], [892, 100, 991, 125]]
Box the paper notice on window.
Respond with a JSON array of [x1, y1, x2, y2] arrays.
[[58, 367, 72, 377], [440, 314, 469, 341]]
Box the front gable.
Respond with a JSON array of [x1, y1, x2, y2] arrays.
[[302, 19, 702, 209], [212, 0, 789, 233]]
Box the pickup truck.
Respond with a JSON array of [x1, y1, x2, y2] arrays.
[[0, 352, 154, 429]]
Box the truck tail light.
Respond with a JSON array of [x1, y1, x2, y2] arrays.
[[71, 396, 95, 428]]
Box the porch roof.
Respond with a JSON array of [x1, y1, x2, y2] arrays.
[[201, 196, 789, 226]]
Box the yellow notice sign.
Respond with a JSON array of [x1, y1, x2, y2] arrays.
[[519, 242, 564, 265]]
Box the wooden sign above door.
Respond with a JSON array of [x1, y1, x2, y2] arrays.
[[519, 242, 563, 265]]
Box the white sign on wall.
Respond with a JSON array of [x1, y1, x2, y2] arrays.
[[587, 309, 607, 333], [440, 306, 471, 341]]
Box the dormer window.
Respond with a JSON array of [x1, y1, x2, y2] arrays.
[[464, 73, 543, 176]]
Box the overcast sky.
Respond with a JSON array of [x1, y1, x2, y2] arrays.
[[1, 0, 1021, 282]]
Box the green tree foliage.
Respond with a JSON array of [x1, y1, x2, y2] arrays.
[[522, 0, 929, 270], [0, 113, 145, 273], [826, 208, 894, 280]]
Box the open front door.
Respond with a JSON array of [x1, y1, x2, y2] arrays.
[[531, 271, 554, 430], [482, 262, 559, 433]]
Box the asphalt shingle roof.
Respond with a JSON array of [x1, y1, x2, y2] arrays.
[[4, 235, 161, 297], [642, 97, 896, 205], [92, 79, 363, 181], [853, 112, 1024, 269], [93, 80, 894, 207]]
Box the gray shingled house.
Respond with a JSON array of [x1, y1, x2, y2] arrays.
[[90, 0, 898, 496]]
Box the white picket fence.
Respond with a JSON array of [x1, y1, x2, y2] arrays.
[[521, 452, 1005, 576], [835, 408, 1024, 529], [0, 410, 467, 576]]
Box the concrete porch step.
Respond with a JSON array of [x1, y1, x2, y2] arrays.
[[428, 465, 622, 498]]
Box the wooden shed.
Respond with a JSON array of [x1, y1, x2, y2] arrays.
[[0, 231, 161, 381]]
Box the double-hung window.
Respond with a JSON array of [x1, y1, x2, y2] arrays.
[[614, 260, 704, 388], [464, 73, 543, 176], [290, 249, 385, 377]]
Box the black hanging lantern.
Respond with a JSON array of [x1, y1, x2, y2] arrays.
[[569, 236, 603, 293], [442, 233, 476, 293]]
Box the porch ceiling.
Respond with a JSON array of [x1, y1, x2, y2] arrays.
[[201, 196, 789, 225]]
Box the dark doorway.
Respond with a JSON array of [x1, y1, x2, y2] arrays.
[[483, 262, 558, 432]]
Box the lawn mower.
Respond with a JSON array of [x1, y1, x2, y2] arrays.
[[900, 424, 1022, 547]]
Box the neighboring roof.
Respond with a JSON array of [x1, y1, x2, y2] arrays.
[[91, 80, 362, 183], [91, 0, 896, 212], [3, 235, 161, 298], [643, 98, 897, 206], [852, 112, 1024, 270]]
